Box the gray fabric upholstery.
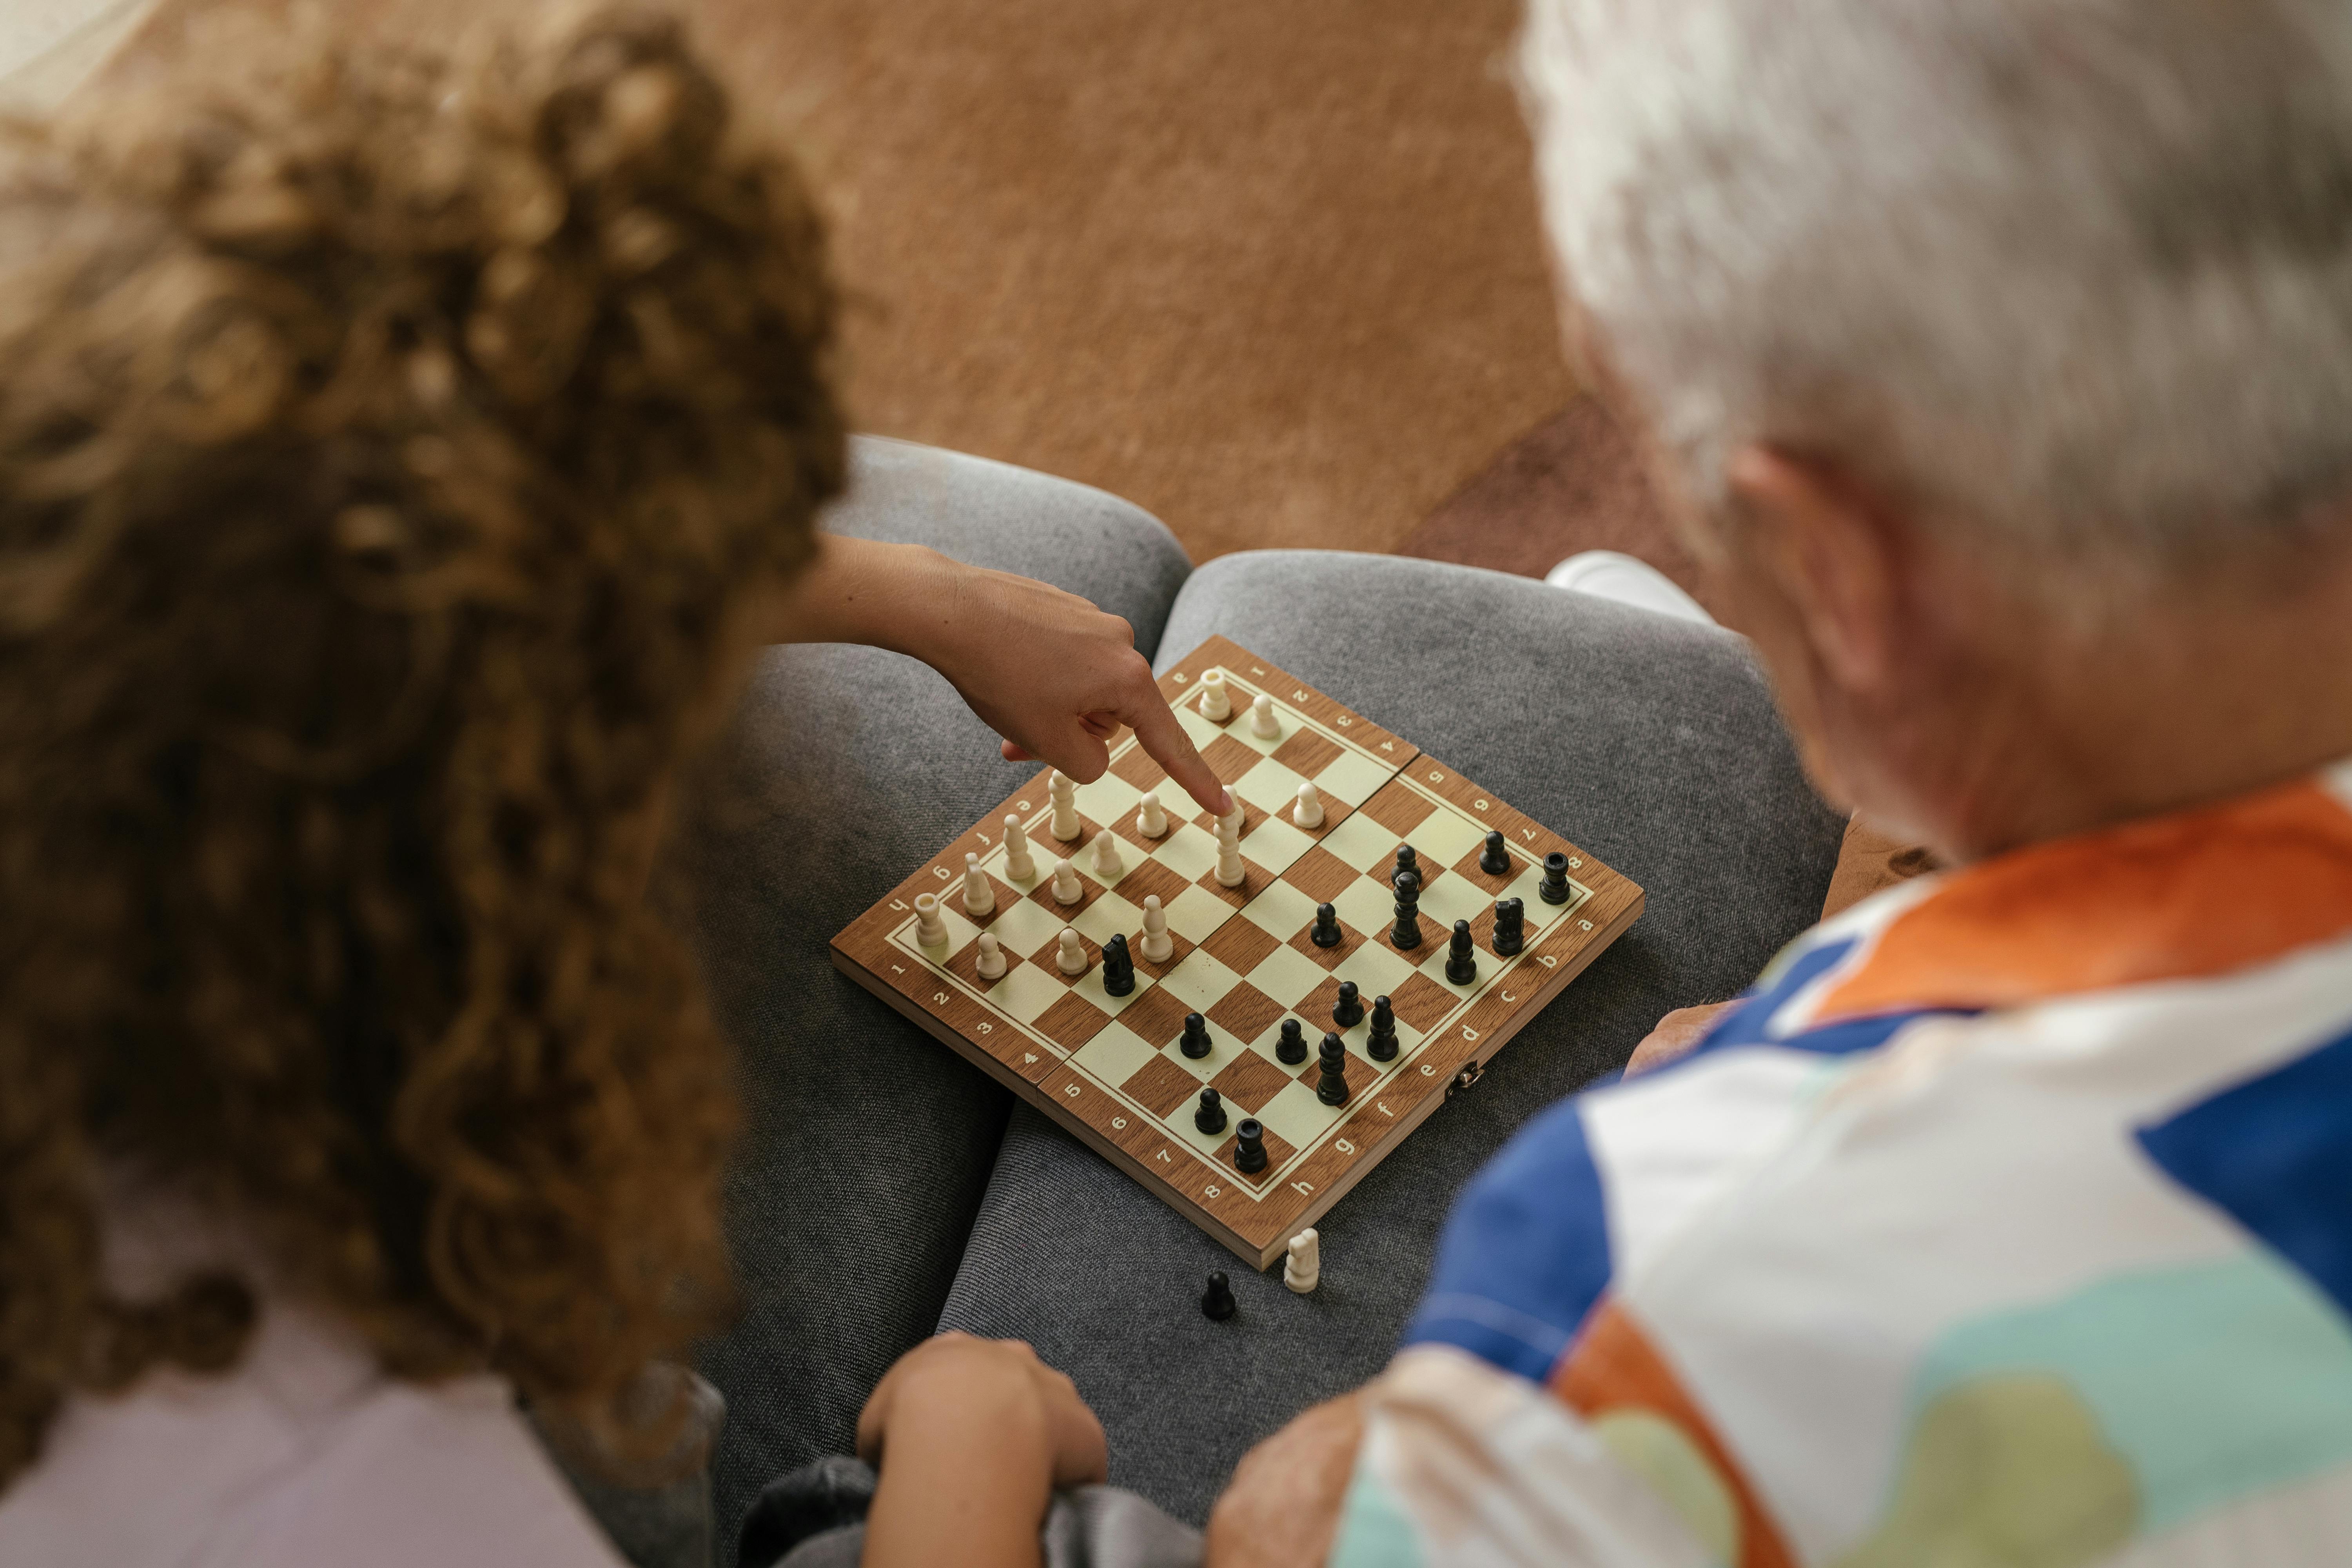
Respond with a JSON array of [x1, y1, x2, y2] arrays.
[[678, 438, 1196, 1543], [934, 549, 1847, 1525]]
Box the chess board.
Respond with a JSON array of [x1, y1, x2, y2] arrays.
[[832, 637, 1643, 1268]]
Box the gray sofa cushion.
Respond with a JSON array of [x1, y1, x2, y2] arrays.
[[678, 438, 1196, 1542], [934, 548, 1846, 1524]]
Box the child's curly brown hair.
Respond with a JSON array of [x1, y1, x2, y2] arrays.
[[0, 6, 843, 1488]]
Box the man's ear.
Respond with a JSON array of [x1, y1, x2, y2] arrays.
[[1725, 445, 1906, 694]]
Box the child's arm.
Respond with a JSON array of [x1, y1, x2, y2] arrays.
[[770, 535, 1232, 818], [855, 1333, 1109, 1568]]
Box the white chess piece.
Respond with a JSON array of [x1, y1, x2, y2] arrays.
[[1249, 692, 1281, 739], [974, 931, 1006, 979], [1003, 815, 1036, 881], [1055, 928, 1087, 976], [913, 892, 948, 948], [1090, 829, 1123, 878], [1198, 670, 1231, 721], [1049, 770, 1081, 841], [1284, 1228, 1320, 1294], [1135, 789, 1168, 838], [1292, 780, 1324, 829], [1051, 857, 1082, 904], [1214, 807, 1245, 887], [961, 851, 995, 917], [1139, 895, 1173, 962]]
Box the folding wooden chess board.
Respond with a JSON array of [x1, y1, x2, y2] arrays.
[[832, 637, 1642, 1268]]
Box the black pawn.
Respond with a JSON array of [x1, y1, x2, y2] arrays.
[[1275, 1018, 1308, 1064], [1393, 845, 1420, 888], [1316, 1031, 1350, 1105], [1367, 995, 1398, 1060], [1101, 933, 1134, 996], [1201, 1270, 1236, 1321], [1234, 1118, 1268, 1173], [1492, 897, 1525, 957], [1311, 901, 1343, 948], [1333, 979, 1364, 1029], [1540, 851, 1572, 905], [1195, 1086, 1228, 1134], [1481, 829, 1511, 876], [1180, 1011, 1212, 1059], [1445, 919, 1477, 984]]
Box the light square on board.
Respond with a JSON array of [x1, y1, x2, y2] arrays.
[[1225, 700, 1298, 758], [1230, 753, 1310, 817], [1071, 890, 1145, 947], [1155, 949, 1244, 1014], [1212, 1121, 1299, 1185], [1313, 748, 1401, 808], [1073, 771, 1145, 831], [1069, 1020, 1159, 1091], [1070, 958, 1155, 1018], [1415, 869, 1492, 931], [1253, 1079, 1347, 1151], [1163, 884, 1240, 945], [1405, 807, 1488, 870], [906, 905, 981, 960], [1319, 809, 1401, 873], [1174, 704, 1224, 753], [1165, 1017, 1253, 1082], [1238, 878, 1320, 940], [1238, 813, 1315, 875], [986, 897, 1066, 962], [1151, 822, 1222, 884], [1244, 942, 1335, 1013], [990, 962, 1072, 1026], [1332, 938, 1417, 999], [1330, 875, 1399, 938], [1417, 944, 1486, 1002]]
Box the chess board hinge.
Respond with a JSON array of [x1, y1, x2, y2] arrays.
[[1445, 1060, 1485, 1100]]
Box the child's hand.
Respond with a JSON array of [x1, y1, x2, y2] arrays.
[[1205, 1392, 1363, 1567], [855, 1333, 1107, 1568]]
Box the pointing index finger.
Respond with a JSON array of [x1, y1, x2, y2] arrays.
[[1120, 677, 1232, 818]]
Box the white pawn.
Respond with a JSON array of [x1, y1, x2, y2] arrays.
[[1285, 1228, 1320, 1294], [1292, 780, 1324, 829], [1055, 927, 1088, 976], [1139, 895, 1173, 962], [1004, 815, 1036, 881], [961, 851, 995, 917], [1249, 692, 1281, 740], [1135, 789, 1168, 838], [974, 931, 1006, 980], [1051, 857, 1083, 904], [1090, 829, 1123, 877], [1049, 770, 1081, 842], [1198, 670, 1232, 721], [1214, 807, 1245, 887], [913, 892, 948, 949]]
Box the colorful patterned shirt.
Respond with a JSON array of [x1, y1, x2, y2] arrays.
[[1330, 760, 2352, 1567]]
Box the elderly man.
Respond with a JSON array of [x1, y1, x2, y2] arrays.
[[1206, 0, 2352, 1563]]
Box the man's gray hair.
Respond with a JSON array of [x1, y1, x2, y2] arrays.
[[1521, 0, 2352, 566]]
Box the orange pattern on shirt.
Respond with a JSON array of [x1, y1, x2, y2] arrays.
[[1553, 1300, 1797, 1568], [1817, 779, 2352, 1023]]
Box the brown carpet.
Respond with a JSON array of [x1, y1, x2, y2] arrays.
[[118, 0, 1575, 563]]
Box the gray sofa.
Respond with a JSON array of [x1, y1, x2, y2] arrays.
[[671, 437, 1847, 1553]]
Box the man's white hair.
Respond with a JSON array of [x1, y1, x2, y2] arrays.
[[1521, 0, 2352, 567]]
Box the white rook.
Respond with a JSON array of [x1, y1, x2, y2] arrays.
[[1198, 670, 1232, 721], [913, 892, 948, 948]]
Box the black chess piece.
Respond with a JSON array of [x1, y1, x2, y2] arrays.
[[1316, 1031, 1350, 1105], [1234, 1118, 1268, 1174], [1180, 1011, 1212, 1059], [1195, 1086, 1228, 1134], [1445, 919, 1477, 984], [1367, 995, 1398, 1060], [1481, 829, 1511, 876], [1540, 851, 1572, 905], [1390, 884, 1423, 948], [1393, 845, 1420, 888], [1275, 1018, 1308, 1064], [1201, 1270, 1237, 1321], [1333, 979, 1365, 1028], [1492, 897, 1525, 957], [1101, 933, 1134, 996], [1311, 901, 1343, 948]]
